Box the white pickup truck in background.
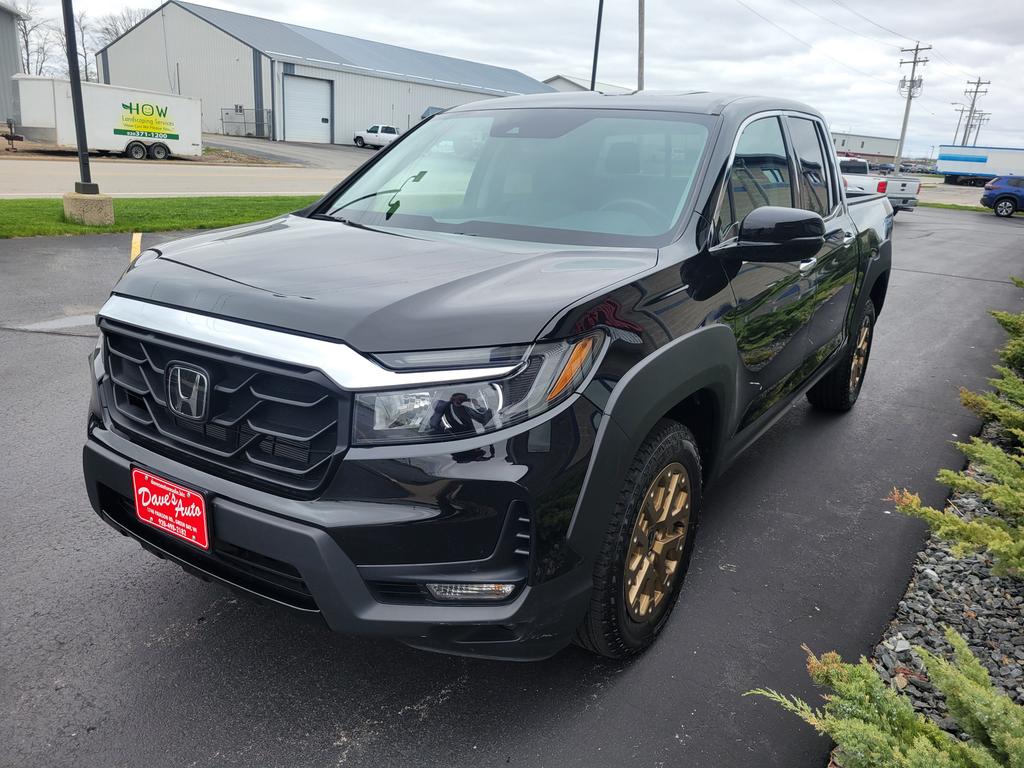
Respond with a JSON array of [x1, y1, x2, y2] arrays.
[[353, 124, 400, 149], [840, 157, 920, 214]]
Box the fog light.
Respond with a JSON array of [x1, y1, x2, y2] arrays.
[[425, 583, 516, 601]]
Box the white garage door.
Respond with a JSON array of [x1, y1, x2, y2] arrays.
[[283, 76, 332, 143]]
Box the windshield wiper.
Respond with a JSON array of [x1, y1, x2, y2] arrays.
[[308, 212, 379, 231], [384, 170, 427, 220]]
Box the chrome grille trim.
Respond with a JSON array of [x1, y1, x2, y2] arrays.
[[98, 295, 519, 391]]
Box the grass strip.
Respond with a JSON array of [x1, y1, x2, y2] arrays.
[[0, 196, 320, 238], [918, 201, 990, 213]]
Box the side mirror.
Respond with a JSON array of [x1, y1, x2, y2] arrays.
[[722, 206, 825, 262]]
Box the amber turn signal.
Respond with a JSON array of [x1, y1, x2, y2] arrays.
[[546, 336, 595, 402]]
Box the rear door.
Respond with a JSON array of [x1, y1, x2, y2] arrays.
[[784, 115, 860, 368], [715, 115, 818, 430]]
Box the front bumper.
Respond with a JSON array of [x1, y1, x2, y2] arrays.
[[83, 389, 604, 660]]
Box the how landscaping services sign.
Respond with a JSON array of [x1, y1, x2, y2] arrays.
[[114, 101, 179, 141]]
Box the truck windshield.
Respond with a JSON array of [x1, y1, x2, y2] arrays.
[[321, 108, 712, 246]]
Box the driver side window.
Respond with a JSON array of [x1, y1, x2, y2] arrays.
[[717, 116, 794, 242]]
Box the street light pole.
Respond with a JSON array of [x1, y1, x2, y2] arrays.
[[60, 0, 98, 194]]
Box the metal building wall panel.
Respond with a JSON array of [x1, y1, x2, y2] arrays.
[[101, 2, 254, 133], [285, 63, 490, 145], [0, 10, 22, 123]]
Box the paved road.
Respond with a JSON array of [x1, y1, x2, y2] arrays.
[[0, 158, 354, 198], [204, 134, 374, 169], [2, 209, 1023, 768]]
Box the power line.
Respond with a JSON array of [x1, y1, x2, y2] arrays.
[[931, 49, 978, 79], [827, 0, 914, 42], [729, 0, 895, 87], [827, 0, 978, 79], [783, 0, 900, 50]]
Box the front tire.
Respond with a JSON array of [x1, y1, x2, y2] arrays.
[[995, 198, 1017, 218], [807, 300, 877, 411], [575, 421, 701, 659], [125, 141, 147, 160]]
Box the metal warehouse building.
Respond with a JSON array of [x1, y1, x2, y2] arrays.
[[0, 1, 27, 124], [95, 1, 552, 143]]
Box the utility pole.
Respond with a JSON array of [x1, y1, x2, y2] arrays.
[[971, 112, 990, 146], [951, 104, 968, 144], [893, 41, 930, 169], [637, 0, 645, 91], [960, 77, 990, 146], [590, 0, 604, 91]]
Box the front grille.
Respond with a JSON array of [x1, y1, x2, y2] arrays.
[[100, 319, 347, 497], [100, 485, 317, 611]]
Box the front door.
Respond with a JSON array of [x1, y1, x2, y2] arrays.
[[784, 115, 861, 367], [715, 115, 818, 430]]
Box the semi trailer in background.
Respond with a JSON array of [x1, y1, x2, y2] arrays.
[[936, 145, 1024, 186], [11, 75, 202, 160]]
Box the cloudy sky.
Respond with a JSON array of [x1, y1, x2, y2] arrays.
[[44, 0, 1022, 157]]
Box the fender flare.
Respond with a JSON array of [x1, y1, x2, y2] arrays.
[[566, 324, 739, 562], [855, 237, 892, 325]]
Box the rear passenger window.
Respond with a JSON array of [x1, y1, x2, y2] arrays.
[[717, 116, 793, 241], [788, 117, 832, 216]]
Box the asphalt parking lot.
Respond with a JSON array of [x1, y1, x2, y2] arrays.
[[1, 207, 1022, 768]]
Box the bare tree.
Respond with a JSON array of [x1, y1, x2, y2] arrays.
[[56, 10, 97, 81], [95, 7, 150, 49], [14, 0, 58, 76]]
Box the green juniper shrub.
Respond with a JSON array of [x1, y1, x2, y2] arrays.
[[746, 630, 1024, 768]]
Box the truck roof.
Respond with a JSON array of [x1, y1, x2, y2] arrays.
[[447, 90, 824, 119]]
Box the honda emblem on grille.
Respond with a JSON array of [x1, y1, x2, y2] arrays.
[[167, 364, 210, 422]]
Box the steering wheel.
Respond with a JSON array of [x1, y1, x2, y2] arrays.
[[598, 198, 664, 228]]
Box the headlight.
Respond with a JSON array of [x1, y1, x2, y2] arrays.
[[352, 333, 603, 446]]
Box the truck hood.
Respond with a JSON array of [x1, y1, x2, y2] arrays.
[[113, 215, 657, 352]]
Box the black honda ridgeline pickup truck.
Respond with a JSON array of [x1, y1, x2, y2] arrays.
[[84, 92, 893, 660]]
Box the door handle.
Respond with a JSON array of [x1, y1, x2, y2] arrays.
[[826, 228, 856, 245], [799, 257, 817, 272]]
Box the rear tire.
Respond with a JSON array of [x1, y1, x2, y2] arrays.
[[995, 198, 1017, 218], [149, 143, 169, 161], [575, 420, 701, 659], [807, 300, 877, 412], [354, 136, 365, 147], [125, 141, 147, 160]]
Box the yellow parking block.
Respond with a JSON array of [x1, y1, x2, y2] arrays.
[[130, 232, 142, 261]]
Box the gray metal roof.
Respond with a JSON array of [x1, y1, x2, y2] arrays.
[[174, 1, 553, 97]]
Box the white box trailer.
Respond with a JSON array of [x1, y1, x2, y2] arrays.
[[936, 144, 1024, 186], [12, 75, 202, 160]]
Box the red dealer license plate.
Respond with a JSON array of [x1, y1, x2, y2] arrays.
[[131, 468, 209, 550]]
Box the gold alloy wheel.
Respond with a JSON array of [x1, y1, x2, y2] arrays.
[[624, 461, 692, 621], [849, 314, 872, 393]]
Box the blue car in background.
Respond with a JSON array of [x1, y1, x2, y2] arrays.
[[981, 176, 1024, 217]]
